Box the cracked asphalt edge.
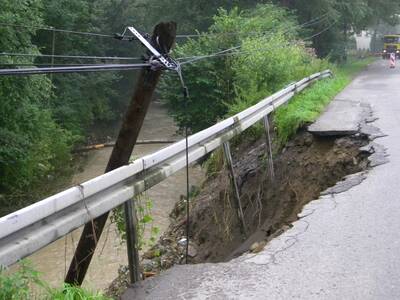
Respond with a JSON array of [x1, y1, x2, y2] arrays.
[[239, 102, 388, 267]]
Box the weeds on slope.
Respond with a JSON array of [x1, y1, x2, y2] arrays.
[[0, 261, 111, 300], [274, 57, 376, 145]]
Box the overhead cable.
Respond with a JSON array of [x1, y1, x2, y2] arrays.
[[178, 20, 337, 66], [304, 20, 338, 40], [0, 14, 335, 75], [178, 13, 332, 65], [0, 63, 132, 67], [0, 63, 150, 76], [0, 12, 328, 41], [0, 13, 328, 40], [0, 52, 142, 61], [179, 46, 241, 65], [0, 22, 115, 38], [176, 12, 329, 39]]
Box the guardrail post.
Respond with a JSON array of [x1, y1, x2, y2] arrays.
[[124, 198, 141, 282], [262, 115, 275, 179], [222, 142, 247, 233], [65, 22, 177, 286]]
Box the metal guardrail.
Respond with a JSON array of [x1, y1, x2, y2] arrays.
[[0, 70, 332, 267]]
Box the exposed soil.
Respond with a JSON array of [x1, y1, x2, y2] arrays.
[[106, 128, 371, 298]]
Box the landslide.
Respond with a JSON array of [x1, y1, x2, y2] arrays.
[[107, 128, 370, 297]]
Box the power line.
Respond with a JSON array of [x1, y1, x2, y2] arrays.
[[178, 13, 331, 65], [178, 19, 337, 66], [0, 12, 330, 66], [179, 46, 241, 65], [0, 63, 133, 67], [0, 12, 328, 41], [0, 22, 115, 38], [0, 27, 335, 76], [0, 63, 150, 76], [0, 21, 161, 44], [179, 42, 290, 65], [0, 13, 335, 75], [0, 52, 142, 61], [304, 20, 338, 40], [299, 12, 330, 28], [175, 13, 329, 39]]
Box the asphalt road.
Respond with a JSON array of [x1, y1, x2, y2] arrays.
[[123, 60, 400, 299]]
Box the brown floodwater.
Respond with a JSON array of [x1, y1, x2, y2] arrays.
[[13, 101, 204, 291]]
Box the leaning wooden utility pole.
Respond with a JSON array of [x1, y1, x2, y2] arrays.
[[65, 22, 177, 286]]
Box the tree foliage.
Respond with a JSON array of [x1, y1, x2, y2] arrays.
[[159, 4, 326, 133], [36, 0, 121, 135], [1, 0, 400, 215], [0, 0, 73, 211], [274, 0, 400, 60]]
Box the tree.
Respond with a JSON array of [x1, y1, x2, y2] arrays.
[[36, 0, 121, 135], [274, 0, 400, 61], [159, 4, 324, 133], [0, 0, 72, 215]]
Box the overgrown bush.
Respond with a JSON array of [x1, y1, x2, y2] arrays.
[[160, 4, 328, 134]]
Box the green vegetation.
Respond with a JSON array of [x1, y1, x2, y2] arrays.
[[47, 284, 111, 300], [0, 0, 399, 216], [111, 194, 160, 250], [275, 57, 376, 144], [0, 0, 395, 297], [0, 261, 111, 300], [0, 0, 75, 215], [160, 4, 327, 133], [0, 262, 43, 300], [273, 0, 400, 61]]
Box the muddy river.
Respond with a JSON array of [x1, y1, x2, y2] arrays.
[[19, 102, 204, 291]]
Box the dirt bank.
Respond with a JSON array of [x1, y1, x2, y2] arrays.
[[161, 131, 369, 265], [107, 126, 371, 298]]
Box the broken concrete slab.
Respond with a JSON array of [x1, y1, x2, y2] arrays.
[[308, 99, 369, 136], [360, 142, 390, 167], [360, 123, 387, 140], [321, 172, 367, 195]]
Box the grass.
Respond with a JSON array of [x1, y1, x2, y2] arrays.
[[0, 261, 112, 300], [47, 284, 112, 300], [204, 57, 376, 176], [274, 57, 376, 145]]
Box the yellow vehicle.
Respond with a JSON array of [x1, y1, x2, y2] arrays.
[[382, 34, 400, 59]]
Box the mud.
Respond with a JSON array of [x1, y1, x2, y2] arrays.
[[188, 131, 369, 262], [107, 128, 371, 298]]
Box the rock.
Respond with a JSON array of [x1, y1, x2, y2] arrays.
[[187, 244, 198, 258], [161, 237, 174, 244], [249, 241, 267, 253], [303, 135, 314, 147], [142, 259, 158, 272], [160, 257, 175, 269], [178, 237, 188, 247], [142, 248, 160, 259]]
